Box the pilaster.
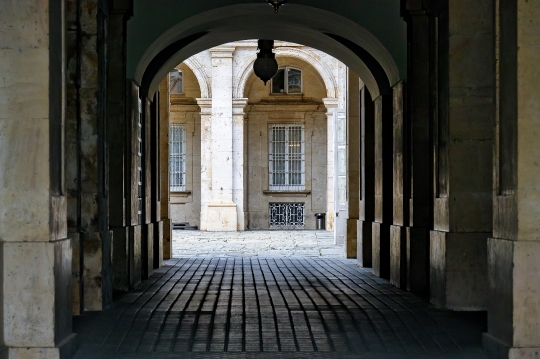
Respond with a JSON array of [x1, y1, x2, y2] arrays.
[[197, 98, 213, 231], [323, 98, 339, 232]]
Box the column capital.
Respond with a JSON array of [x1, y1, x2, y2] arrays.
[[233, 98, 249, 109], [210, 46, 236, 58], [323, 98, 339, 109], [196, 98, 212, 115]]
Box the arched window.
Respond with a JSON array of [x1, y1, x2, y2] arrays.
[[271, 66, 302, 94], [169, 69, 183, 94]]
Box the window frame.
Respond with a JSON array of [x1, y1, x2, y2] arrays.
[[169, 124, 187, 192], [271, 66, 303, 95], [169, 68, 184, 95], [268, 123, 306, 191]]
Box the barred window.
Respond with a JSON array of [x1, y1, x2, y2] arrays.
[[271, 67, 302, 94], [269, 203, 305, 228], [169, 69, 183, 94], [170, 124, 186, 191], [269, 124, 305, 191]]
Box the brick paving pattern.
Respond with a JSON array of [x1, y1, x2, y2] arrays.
[[74, 256, 488, 359]]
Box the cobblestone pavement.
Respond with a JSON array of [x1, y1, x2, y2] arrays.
[[74, 256, 488, 359], [172, 230, 343, 258]]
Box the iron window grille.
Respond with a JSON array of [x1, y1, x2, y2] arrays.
[[269, 203, 305, 228], [271, 66, 302, 94], [169, 69, 184, 94], [169, 124, 186, 191], [269, 124, 305, 191]]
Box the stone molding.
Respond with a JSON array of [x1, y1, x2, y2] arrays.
[[184, 56, 211, 98], [234, 47, 339, 99]]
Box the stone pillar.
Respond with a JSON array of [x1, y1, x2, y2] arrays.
[[197, 98, 213, 231], [65, 0, 113, 310], [323, 98, 339, 232], [346, 71, 361, 258], [390, 81, 407, 289], [204, 46, 238, 231], [233, 98, 249, 230], [372, 94, 393, 279], [483, 1, 540, 357], [160, 76, 172, 260], [358, 87, 375, 268], [401, 5, 433, 293], [429, 0, 492, 310], [0, 0, 77, 356], [106, 2, 133, 290]]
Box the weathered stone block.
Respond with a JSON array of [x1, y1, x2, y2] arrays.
[[430, 231, 488, 310], [407, 227, 429, 293], [130, 226, 142, 289], [112, 227, 129, 292], [345, 219, 357, 259], [142, 223, 154, 279], [154, 221, 164, 269], [82, 232, 103, 311], [372, 223, 390, 279], [390, 225, 406, 289], [357, 220, 372, 268]]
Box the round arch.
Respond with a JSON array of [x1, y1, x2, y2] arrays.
[[134, 4, 402, 100], [183, 56, 211, 98], [233, 46, 338, 99]]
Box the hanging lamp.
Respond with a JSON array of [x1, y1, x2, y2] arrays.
[[253, 40, 279, 85], [267, 0, 288, 13]]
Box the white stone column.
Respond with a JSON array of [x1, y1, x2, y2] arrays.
[[197, 99, 213, 231], [206, 47, 238, 231], [323, 98, 339, 231], [233, 98, 249, 230]]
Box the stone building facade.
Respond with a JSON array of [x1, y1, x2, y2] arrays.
[[163, 41, 348, 231]]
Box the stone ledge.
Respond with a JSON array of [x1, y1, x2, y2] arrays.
[[263, 190, 311, 197]]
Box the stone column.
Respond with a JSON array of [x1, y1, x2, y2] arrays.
[[483, 1, 540, 357], [233, 98, 249, 230], [159, 77, 172, 260], [66, 0, 113, 310], [0, 0, 77, 356], [429, 0, 492, 310], [400, 5, 433, 293], [205, 47, 238, 231], [372, 94, 393, 279], [197, 98, 213, 231], [390, 81, 407, 289], [323, 98, 339, 232], [358, 87, 375, 267], [346, 71, 361, 258]]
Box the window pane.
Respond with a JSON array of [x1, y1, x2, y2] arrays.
[[170, 71, 183, 94], [272, 68, 285, 94], [169, 124, 186, 191], [338, 177, 347, 205], [288, 68, 302, 94]]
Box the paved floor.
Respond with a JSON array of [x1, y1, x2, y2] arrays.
[[74, 254, 488, 358], [172, 230, 342, 258]]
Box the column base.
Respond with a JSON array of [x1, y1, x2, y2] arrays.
[[372, 222, 390, 279], [430, 231, 488, 310], [162, 218, 172, 260], [390, 225, 407, 289], [483, 333, 540, 359], [142, 223, 154, 280], [357, 220, 372, 267], [153, 221, 164, 269], [0, 333, 79, 359], [345, 219, 358, 259], [206, 202, 238, 231], [407, 227, 429, 293], [112, 227, 129, 292]]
